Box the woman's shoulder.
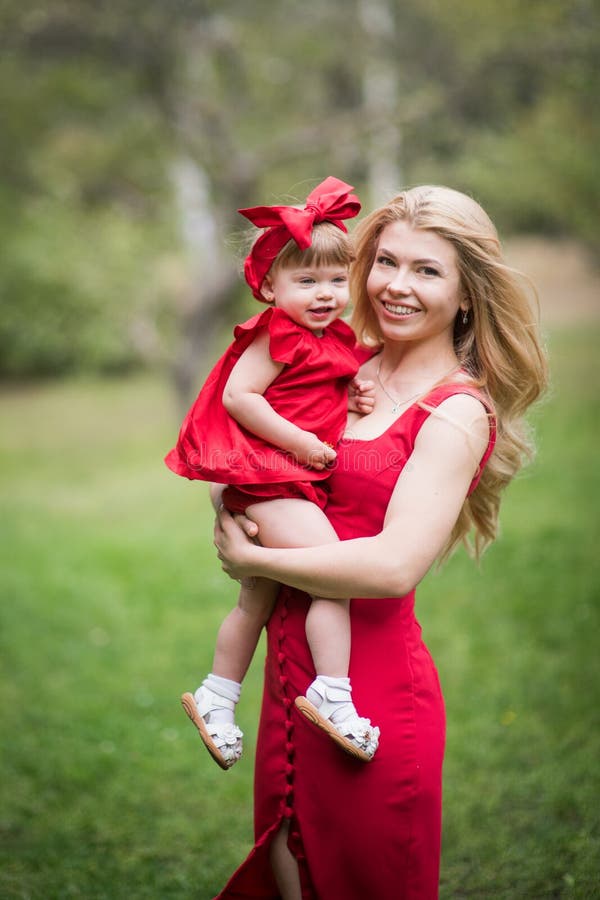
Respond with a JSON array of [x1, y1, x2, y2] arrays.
[[420, 376, 495, 438], [413, 380, 496, 485], [433, 388, 491, 421], [422, 373, 495, 417], [432, 392, 491, 448]]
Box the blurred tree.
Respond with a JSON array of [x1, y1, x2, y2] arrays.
[[0, 2, 180, 377], [0, 0, 597, 387], [403, 0, 600, 241], [358, 0, 403, 204]]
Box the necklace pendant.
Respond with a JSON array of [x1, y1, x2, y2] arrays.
[[392, 403, 400, 413]]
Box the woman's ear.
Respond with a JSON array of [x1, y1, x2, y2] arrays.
[[458, 296, 472, 326]]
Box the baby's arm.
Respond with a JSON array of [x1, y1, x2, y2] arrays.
[[223, 331, 336, 470]]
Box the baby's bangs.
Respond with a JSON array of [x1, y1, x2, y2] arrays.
[[274, 222, 355, 270]]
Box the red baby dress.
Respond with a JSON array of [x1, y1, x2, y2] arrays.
[[165, 307, 359, 508], [213, 381, 496, 900]]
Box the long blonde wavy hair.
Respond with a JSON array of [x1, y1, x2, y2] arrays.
[[350, 185, 548, 560]]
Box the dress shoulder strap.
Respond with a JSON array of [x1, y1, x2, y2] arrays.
[[404, 381, 497, 495]]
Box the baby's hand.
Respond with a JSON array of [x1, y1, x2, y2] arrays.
[[293, 432, 337, 470], [348, 378, 376, 416]]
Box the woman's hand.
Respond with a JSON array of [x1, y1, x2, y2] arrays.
[[214, 506, 261, 581]]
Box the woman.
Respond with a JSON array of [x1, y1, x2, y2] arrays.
[[212, 185, 547, 899]]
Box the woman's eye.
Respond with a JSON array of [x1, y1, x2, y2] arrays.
[[420, 266, 440, 276], [376, 255, 395, 267]]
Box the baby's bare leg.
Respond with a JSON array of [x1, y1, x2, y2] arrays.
[[185, 567, 277, 770], [213, 577, 279, 683], [213, 498, 338, 683], [245, 499, 348, 677], [246, 498, 380, 762]]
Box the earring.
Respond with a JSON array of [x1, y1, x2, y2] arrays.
[[462, 309, 469, 325]]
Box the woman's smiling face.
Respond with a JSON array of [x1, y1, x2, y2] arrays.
[[367, 220, 465, 345]]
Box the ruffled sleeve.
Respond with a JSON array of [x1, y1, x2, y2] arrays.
[[230, 306, 307, 365], [264, 307, 310, 366], [327, 317, 360, 351], [232, 308, 274, 356]]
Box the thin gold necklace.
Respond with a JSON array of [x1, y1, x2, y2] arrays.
[[375, 360, 459, 414]]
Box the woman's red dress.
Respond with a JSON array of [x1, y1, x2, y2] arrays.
[[213, 383, 496, 900]]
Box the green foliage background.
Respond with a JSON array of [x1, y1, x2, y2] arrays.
[[1, 0, 598, 377], [1, 328, 598, 898]]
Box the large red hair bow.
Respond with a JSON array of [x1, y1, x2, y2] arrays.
[[239, 176, 361, 301]]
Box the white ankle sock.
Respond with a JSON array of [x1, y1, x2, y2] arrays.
[[201, 674, 241, 725], [307, 675, 358, 724]]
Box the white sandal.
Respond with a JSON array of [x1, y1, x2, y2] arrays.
[[295, 682, 380, 762], [181, 686, 243, 770]]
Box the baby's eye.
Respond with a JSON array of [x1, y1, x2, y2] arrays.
[[300, 277, 315, 285], [333, 276, 348, 284]]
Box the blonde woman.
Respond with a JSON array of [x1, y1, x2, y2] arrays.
[[211, 186, 548, 900]]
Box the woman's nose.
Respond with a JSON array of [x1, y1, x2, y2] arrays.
[[387, 269, 412, 294]]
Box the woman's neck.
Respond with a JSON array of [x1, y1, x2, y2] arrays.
[[376, 335, 460, 385]]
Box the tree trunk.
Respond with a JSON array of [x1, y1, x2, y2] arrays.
[[358, 0, 403, 206], [168, 155, 245, 411]]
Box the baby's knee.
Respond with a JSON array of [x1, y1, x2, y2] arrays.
[[237, 579, 278, 624]]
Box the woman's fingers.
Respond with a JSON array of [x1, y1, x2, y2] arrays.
[[234, 512, 259, 539], [213, 510, 239, 580], [215, 506, 254, 544], [213, 505, 258, 583], [214, 506, 230, 558]]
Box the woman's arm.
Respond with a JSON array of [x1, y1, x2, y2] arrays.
[[223, 331, 335, 469], [215, 394, 490, 598]]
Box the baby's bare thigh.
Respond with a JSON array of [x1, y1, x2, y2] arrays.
[[244, 499, 338, 549]]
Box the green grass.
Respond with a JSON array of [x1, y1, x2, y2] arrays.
[[1, 328, 599, 899]]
